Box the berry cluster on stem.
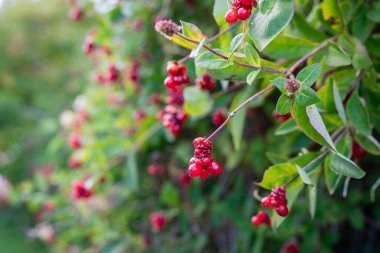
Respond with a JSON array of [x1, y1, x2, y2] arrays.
[[195, 72, 216, 91], [251, 211, 271, 227], [261, 186, 289, 217], [225, 0, 257, 23], [188, 137, 223, 179]]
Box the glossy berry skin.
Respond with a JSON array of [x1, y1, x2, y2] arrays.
[[163, 61, 190, 90], [237, 7, 251, 20], [225, 9, 238, 23], [158, 106, 188, 136], [275, 205, 289, 217], [196, 72, 216, 91], [68, 135, 82, 150], [261, 196, 272, 208], [242, 0, 255, 6], [71, 181, 92, 199], [210, 162, 223, 176], [149, 212, 167, 232], [251, 211, 271, 227]]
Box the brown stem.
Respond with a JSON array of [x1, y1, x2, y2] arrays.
[[288, 39, 332, 74], [175, 33, 285, 74], [206, 84, 274, 140]]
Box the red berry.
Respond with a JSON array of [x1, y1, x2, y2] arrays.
[[188, 163, 201, 177], [71, 181, 92, 199], [225, 9, 238, 23], [284, 242, 300, 253], [164, 76, 176, 89], [212, 109, 226, 126], [68, 158, 82, 169], [167, 61, 179, 75], [237, 7, 251, 20], [261, 197, 272, 208], [351, 140, 367, 160], [149, 212, 167, 232], [69, 8, 82, 22], [199, 166, 211, 180], [251, 211, 271, 227], [210, 162, 223, 176], [242, 0, 255, 7], [180, 173, 192, 187], [275, 205, 289, 217], [148, 164, 165, 176], [68, 135, 82, 150]]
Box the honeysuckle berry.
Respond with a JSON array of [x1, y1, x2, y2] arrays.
[[68, 135, 82, 150], [180, 173, 192, 187], [154, 19, 180, 39], [261, 186, 289, 217], [82, 33, 95, 54], [166, 88, 184, 106], [104, 64, 120, 84], [351, 140, 367, 160], [212, 109, 226, 126], [225, 0, 256, 23], [188, 137, 222, 180], [251, 211, 271, 227], [67, 158, 82, 169], [71, 181, 93, 199], [273, 110, 291, 122], [157, 106, 188, 136], [164, 61, 190, 90], [69, 7, 82, 22], [149, 212, 167, 232], [283, 242, 300, 253], [196, 72, 216, 91], [148, 164, 165, 176]]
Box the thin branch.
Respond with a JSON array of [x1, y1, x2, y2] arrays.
[[175, 33, 285, 74], [208, 22, 240, 42], [343, 177, 351, 198], [206, 84, 274, 140], [371, 176, 380, 202], [211, 83, 245, 98]]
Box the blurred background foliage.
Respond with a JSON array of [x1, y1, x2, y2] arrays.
[[0, 0, 379, 253]]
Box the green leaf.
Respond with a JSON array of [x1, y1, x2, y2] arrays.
[[247, 70, 260, 85], [266, 152, 288, 164], [275, 118, 297, 135], [230, 33, 245, 55], [292, 12, 327, 42], [196, 49, 229, 69], [244, 43, 261, 66], [321, 0, 344, 33], [306, 105, 337, 151], [367, 2, 380, 22], [295, 87, 321, 106], [296, 63, 321, 87], [276, 94, 292, 115], [124, 150, 139, 192], [354, 133, 380, 155], [330, 153, 365, 179], [160, 182, 180, 206], [263, 35, 318, 60], [308, 171, 320, 219], [351, 9, 375, 42], [347, 91, 371, 135], [324, 154, 342, 195], [292, 103, 336, 150], [248, 0, 295, 51], [333, 81, 347, 124], [258, 163, 298, 190], [183, 87, 213, 116], [213, 0, 229, 25], [326, 41, 351, 67], [271, 77, 288, 93], [296, 165, 313, 185], [180, 20, 204, 41], [260, 0, 276, 14], [172, 34, 197, 50], [229, 87, 253, 150]]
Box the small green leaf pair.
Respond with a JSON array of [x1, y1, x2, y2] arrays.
[[273, 63, 322, 115]]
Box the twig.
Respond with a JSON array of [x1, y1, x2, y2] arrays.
[[175, 33, 285, 74], [208, 22, 240, 42], [206, 84, 274, 140], [343, 177, 351, 198], [371, 176, 380, 202]]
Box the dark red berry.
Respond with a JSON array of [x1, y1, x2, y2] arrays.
[[225, 9, 238, 23], [351, 140, 367, 160], [149, 212, 167, 232], [167, 61, 180, 76], [71, 181, 92, 199], [210, 162, 223, 176], [68, 135, 82, 150], [251, 211, 271, 227], [261, 197, 272, 208], [284, 242, 300, 253], [212, 109, 226, 126], [242, 0, 255, 7], [275, 205, 289, 217], [188, 163, 201, 177]]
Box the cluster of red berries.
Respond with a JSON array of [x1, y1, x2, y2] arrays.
[[158, 106, 188, 136], [164, 61, 190, 90], [95, 64, 120, 85], [212, 109, 226, 126], [225, 0, 257, 23], [261, 186, 289, 217], [68, 134, 82, 150], [158, 61, 190, 135], [149, 212, 167, 232], [351, 140, 367, 160], [195, 72, 216, 91], [188, 137, 223, 180], [251, 211, 271, 227], [71, 180, 93, 200]]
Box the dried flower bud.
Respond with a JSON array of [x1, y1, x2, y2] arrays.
[[155, 19, 179, 39], [285, 79, 300, 94]]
